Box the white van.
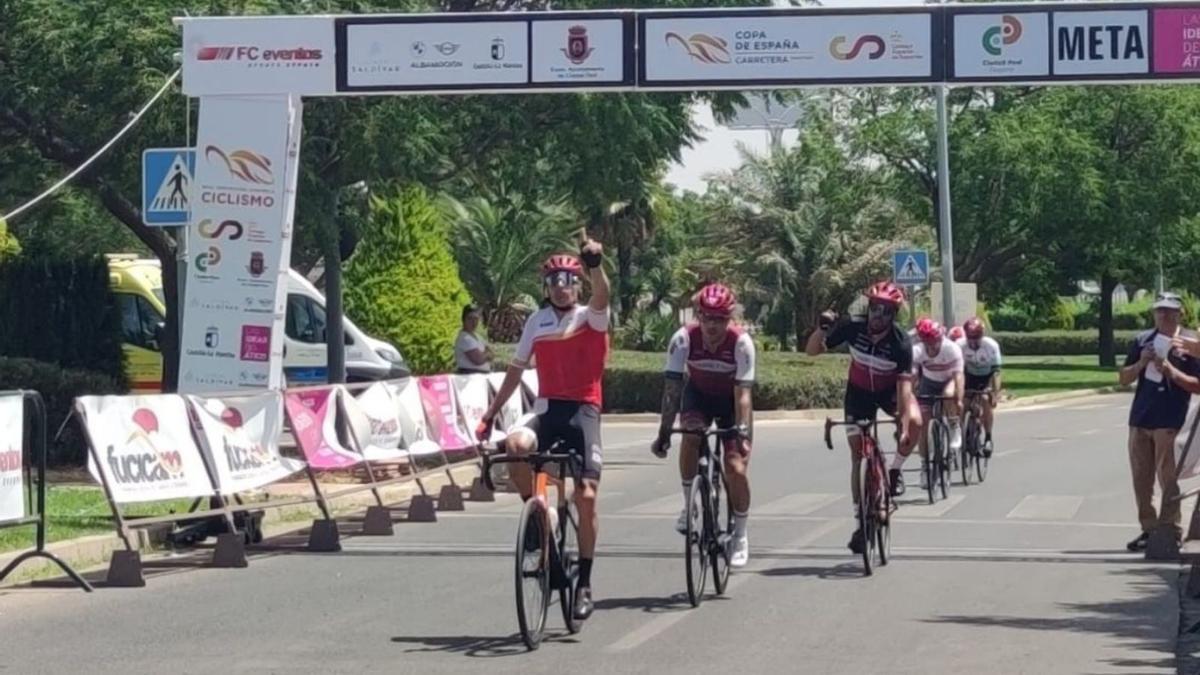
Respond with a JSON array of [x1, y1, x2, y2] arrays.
[[108, 255, 407, 391]]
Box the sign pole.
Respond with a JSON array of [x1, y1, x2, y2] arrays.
[[935, 83, 956, 327]]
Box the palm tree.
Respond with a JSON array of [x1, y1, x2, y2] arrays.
[[443, 190, 577, 341]]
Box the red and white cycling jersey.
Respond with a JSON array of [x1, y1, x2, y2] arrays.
[[513, 304, 609, 406], [911, 337, 964, 383], [664, 324, 756, 396]]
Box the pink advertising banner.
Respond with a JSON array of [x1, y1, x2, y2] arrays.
[[1154, 8, 1200, 73], [418, 375, 474, 450], [283, 388, 362, 470]]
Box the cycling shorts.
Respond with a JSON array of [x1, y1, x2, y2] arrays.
[[917, 375, 953, 401], [510, 400, 603, 481], [844, 385, 898, 428], [965, 372, 995, 393], [681, 382, 750, 458]]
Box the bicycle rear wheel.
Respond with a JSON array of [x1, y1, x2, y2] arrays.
[[856, 456, 878, 576], [515, 498, 550, 650], [936, 423, 951, 500], [711, 467, 732, 596], [685, 478, 709, 607], [558, 500, 582, 635], [923, 422, 938, 505], [962, 411, 979, 486]]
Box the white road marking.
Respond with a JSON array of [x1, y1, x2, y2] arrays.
[[898, 494, 965, 518], [1006, 495, 1085, 521], [604, 518, 847, 653], [620, 493, 686, 515], [756, 493, 844, 516]]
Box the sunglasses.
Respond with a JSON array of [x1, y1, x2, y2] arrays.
[[544, 271, 580, 289], [699, 312, 731, 324], [868, 303, 896, 318]]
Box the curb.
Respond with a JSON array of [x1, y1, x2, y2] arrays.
[[0, 464, 481, 588], [604, 386, 1129, 423]]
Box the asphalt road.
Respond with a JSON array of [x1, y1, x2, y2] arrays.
[[0, 393, 1185, 674]]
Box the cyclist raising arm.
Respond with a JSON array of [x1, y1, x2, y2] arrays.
[[651, 284, 756, 567], [806, 281, 921, 555], [478, 240, 609, 621]]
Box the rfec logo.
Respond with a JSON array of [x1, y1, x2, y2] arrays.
[[983, 16, 1023, 56]]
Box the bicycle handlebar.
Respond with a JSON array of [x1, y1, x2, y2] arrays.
[[479, 440, 580, 493], [668, 426, 743, 440], [823, 416, 898, 450]]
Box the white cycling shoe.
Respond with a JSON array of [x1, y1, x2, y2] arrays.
[[730, 535, 749, 568], [675, 508, 692, 535]]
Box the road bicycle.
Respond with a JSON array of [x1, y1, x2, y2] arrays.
[[962, 389, 993, 484], [824, 416, 896, 576]]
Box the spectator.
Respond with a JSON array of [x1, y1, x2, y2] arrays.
[[1118, 292, 1200, 552], [455, 304, 493, 375]]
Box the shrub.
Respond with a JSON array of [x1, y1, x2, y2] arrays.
[[0, 357, 125, 466], [0, 255, 126, 386], [345, 187, 471, 375], [992, 330, 1140, 356], [614, 310, 678, 352]]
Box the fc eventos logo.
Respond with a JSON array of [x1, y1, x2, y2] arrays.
[[983, 16, 1023, 56]]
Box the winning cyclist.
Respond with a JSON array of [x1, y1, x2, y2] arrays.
[[956, 317, 1002, 457], [806, 281, 920, 554], [651, 283, 756, 568], [478, 240, 609, 621], [912, 318, 966, 477]]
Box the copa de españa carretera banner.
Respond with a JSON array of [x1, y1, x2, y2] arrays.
[[80, 395, 215, 504]]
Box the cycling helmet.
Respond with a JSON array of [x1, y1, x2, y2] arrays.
[[866, 281, 905, 308], [541, 254, 584, 277], [948, 326, 965, 341], [963, 317, 985, 340], [916, 317, 943, 343], [696, 283, 736, 318]]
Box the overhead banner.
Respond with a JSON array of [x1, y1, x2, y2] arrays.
[[951, 12, 1052, 80], [639, 8, 939, 88], [181, 16, 337, 96], [335, 12, 635, 94], [188, 392, 304, 494], [283, 388, 362, 470], [79, 395, 215, 504], [0, 395, 24, 522], [179, 94, 303, 393]]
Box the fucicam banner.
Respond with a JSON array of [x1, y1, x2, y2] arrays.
[[283, 388, 362, 470], [418, 375, 474, 450], [341, 384, 407, 462], [393, 379, 443, 458], [488, 373, 526, 436], [79, 395, 216, 504], [453, 374, 491, 437], [0, 395, 24, 522], [179, 94, 303, 393], [188, 392, 304, 494]]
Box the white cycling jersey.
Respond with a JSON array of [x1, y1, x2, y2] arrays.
[[956, 336, 1003, 377], [912, 338, 963, 383]]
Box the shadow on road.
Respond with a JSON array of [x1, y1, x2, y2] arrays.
[[923, 566, 1178, 674], [389, 633, 575, 658], [756, 563, 864, 581], [594, 592, 692, 613]]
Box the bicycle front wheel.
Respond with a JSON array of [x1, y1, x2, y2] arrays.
[[710, 467, 732, 596], [558, 500, 582, 635], [856, 456, 879, 576], [515, 498, 550, 650], [685, 478, 709, 606], [876, 454, 892, 567], [962, 411, 979, 486]]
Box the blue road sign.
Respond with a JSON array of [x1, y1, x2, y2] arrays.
[[142, 148, 195, 227], [893, 249, 929, 286]]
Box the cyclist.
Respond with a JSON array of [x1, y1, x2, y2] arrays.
[[651, 283, 756, 567], [956, 317, 1002, 457], [477, 240, 609, 622], [912, 318, 965, 478], [806, 281, 920, 554]]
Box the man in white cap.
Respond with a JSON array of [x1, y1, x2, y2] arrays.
[[1118, 292, 1200, 552]]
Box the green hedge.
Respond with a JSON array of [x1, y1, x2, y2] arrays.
[[0, 357, 125, 466], [993, 330, 1140, 356]]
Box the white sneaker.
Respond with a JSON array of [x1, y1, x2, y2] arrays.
[[730, 535, 749, 568], [675, 508, 690, 535]]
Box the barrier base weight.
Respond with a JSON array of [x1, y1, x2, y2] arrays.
[[212, 533, 248, 568], [1146, 526, 1181, 561], [408, 495, 438, 522], [438, 484, 465, 511], [468, 476, 495, 502], [307, 519, 342, 552], [362, 506, 395, 536], [106, 550, 145, 587]]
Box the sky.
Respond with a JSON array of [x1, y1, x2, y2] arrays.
[[663, 0, 926, 194]]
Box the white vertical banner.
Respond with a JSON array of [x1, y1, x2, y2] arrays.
[[0, 395, 24, 522], [180, 94, 304, 393], [187, 392, 305, 495]]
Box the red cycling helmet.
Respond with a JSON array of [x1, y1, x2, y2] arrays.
[[916, 317, 943, 343], [696, 283, 736, 318], [866, 281, 905, 308], [948, 326, 965, 341], [541, 254, 583, 277], [963, 317, 985, 340]]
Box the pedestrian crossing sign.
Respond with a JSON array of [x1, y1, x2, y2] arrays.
[[142, 147, 195, 227], [893, 249, 929, 285]]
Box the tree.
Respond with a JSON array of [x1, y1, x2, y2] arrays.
[[443, 189, 577, 341], [343, 187, 470, 375]]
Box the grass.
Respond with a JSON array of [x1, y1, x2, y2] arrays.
[[0, 486, 194, 554], [1002, 354, 1121, 398]]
